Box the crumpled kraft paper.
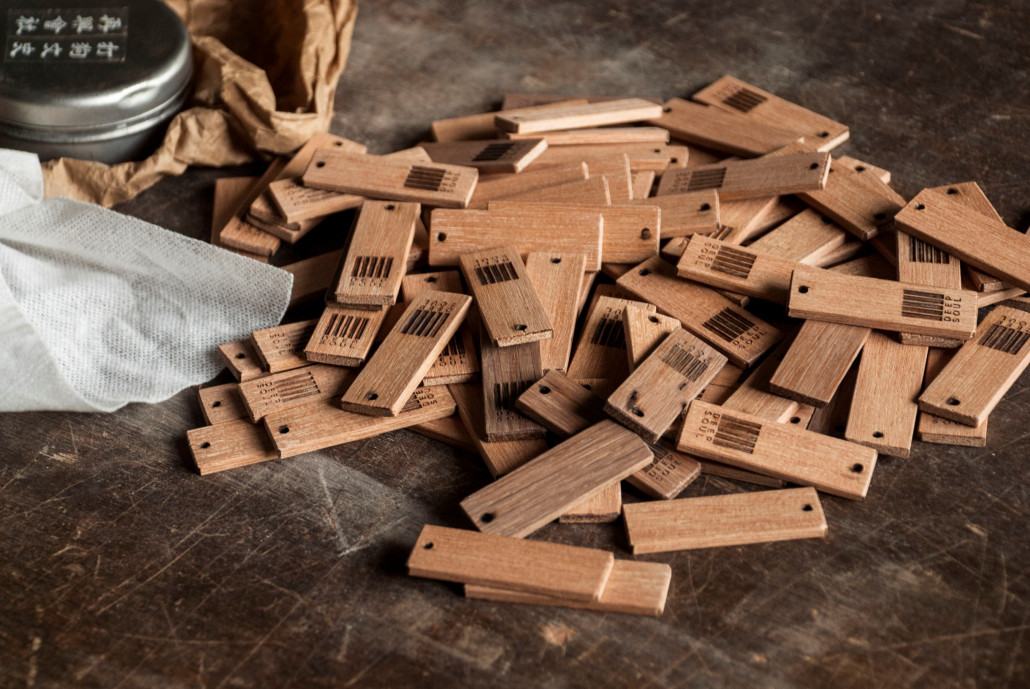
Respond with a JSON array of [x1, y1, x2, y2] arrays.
[[42, 0, 358, 208]]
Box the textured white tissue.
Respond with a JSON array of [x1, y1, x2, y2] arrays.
[[0, 150, 292, 412]]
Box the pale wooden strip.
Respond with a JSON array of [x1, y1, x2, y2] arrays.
[[974, 285, 1026, 307], [330, 201, 418, 307], [282, 249, 344, 306], [408, 524, 614, 602], [251, 319, 318, 373], [460, 421, 654, 537], [187, 419, 277, 475], [808, 237, 866, 268], [220, 216, 280, 257], [623, 304, 680, 371], [498, 176, 611, 206], [246, 192, 321, 243], [339, 292, 471, 416], [648, 98, 801, 156], [624, 190, 720, 238], [844, 331, 926, 457], [480, 334, 546, 442], [917, 348, 988, 447], [266, 386, 456, 458], [807, 362, 858, 439], [787, 265, 978, 340], [677, 401, 877, 500], [567, 295, 654, 383], [496, 98, 664, 134], [798, 162, 906, 240], [577, 271, 598, 315], [501, 94, 662, 109], [676, 235, 797, 305], [197, 383, 247, 425], [631, 171, 655, 199], [410, 414, 477, 453], [693, 76, 849, 151], [721, 340, 801, 422], [211, 176, 257, 246], [217, 338, 267, 382], [918, 304, 1030, 427], [696, 459, 787, 488], [449, 383, 549, 477], [431, 99, 590, 142], [606, 329, 728, 443], [429, 207, 603, 271], [524, 252, 587, 373], [460, 246, 553, 347], [506, 126, 670, 146], [559, 483, 622, 523], [303, 305, 387, 367], [602, 170, 634, 203], [617, 257, 784, 368], [656, 152, 830, 201], [624, 487, 827, 554], [769, 319, 869, 407], [465, 559, 671, 617], [747, 208, 847, 263], [421, 138, 548, 173], [468, 162, 589, 209], [527, 143, 688, 174], [238, 365, 355, 422], [718, 196, 800, 244]]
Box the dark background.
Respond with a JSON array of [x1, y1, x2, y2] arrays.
[[2, 1, 1029, 687]]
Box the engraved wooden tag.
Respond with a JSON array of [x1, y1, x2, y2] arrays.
[[524, 252, 588, 373], [302, 151, 478, 209], [626, 439, 703, 500], [480, 332, 546, 442], [197, 383, 247, 425], [468, 162, 588, 209], [917, 348, 988, 447], [895, 227, 965, 347], [238, 364, 355, 422], [220, 216, 280, 257], [625, 190, 720, 238], [787, 265, 978, 340], [623, 304, 680, 371], [656, 152, 830, 201], [460, 420, 653, 537], [251, 319, 319, 373], [606, 329, 728, 443], [495, 98, 664, 134], [460, 246, 553, 347], [567, 295, 654, 383], [187, 419, 278, 475], [266, 385, 456, 458], [267, 178, 363, 224], [721, 339, 803, 422], [676, 235, 797, 305], [929, 182, 1014, 293], [648, 98, 801, 156], [400, 270, 479, 385], [304, 305, 387, 367], [692, 76, 850, 151], [449, 383, 549, 477], [429, 207, 603, 271], [408, 524, 614, 602], [217, 338, 267, 382], [339, 292, 471, 416], [797, 162, 906, 240], [329, 201, 419, 307], [677, 401, 877, 500], [624, 486, 827, 554], [421, 138, 548, 174]]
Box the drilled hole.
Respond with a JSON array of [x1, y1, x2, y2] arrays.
[[581, 383, 592, 391], [798, 285, 810, 294], [278, 425, 290, 434], [874, 213, 887, 220], [817, 131, 830, 138], [481, 512, 495, 523], [513, 324, 528, 332], [211, 401, 222, 408], [946, 397, 960, 406], [632, 408, 644, 417], [851, 463, 864, 473], [916, 203, 926, 211], [699, 203, 711, 211], [200, 441, 211, 449], [333, 141, 343, 147], [551, 257, 561, 264], [855, 165, 867, 172], [366, 392, 379, 401], [640, 228, 652, 239], [946, 188, 958, 195], [872, 431, 884, 439], [663, 106, 671, 113], [315, 160, 326, 168], [802, 504, 813, 512], [809, 162, 819, 170], [539, 385, 551, 395], [423, 542, 434, 549], [789, 416, 801, 424], [670, 157, 679, 164], [653, 148, 661, 153], [425, 276, 437, 283], [639, 268, 651, 276], [648, 315, 660, 324], [436, 232, 447, 242], [234, 353, 246, 360], [385, 204, 396, 211]]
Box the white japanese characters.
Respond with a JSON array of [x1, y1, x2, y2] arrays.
[[6, 7, 128, 61]]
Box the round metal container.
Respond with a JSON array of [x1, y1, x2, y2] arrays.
[[0, 0, 192, 163]]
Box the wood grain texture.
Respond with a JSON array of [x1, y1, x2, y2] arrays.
[[624, 190, 720, 238], [197, 383, 247, 425], [676, 235, 797, 305], [515, 370, 607, 437], [656, 152, 830, 201], [410, 413, 477, 453], [918, 304, 1030, 426], [617, 257, 784, 368], [495, 98, 664, 133], [929, 182, 1014, 293], [677, 401, 877, 500], [238, 365, 355, 422], [895, 227, 964, 347], [626, 439, 703, 500], [480, 334, 546, 442], [330, 201, 418, 307], [524, 252, 587, 373], [220, 216, 281, 257], [282, 250, 344, 306], [460, 247, 553, 347], [408, 525, 614, 602], [631, 171, 656, 199], [692, 75, 849, 151], [431, 99, 590, 142], [606, 329, 728, 443], [339, 292, 471, 416], [722, 339, 803, 422], [917, 348, 988, 447], [506, 126, 670, 146], [217, 338, 267, 382], [623, 304, 680, 371], [497, 175, 612, 205], [251, 320, 318, 373], [303, 305, 387, 367], [769, 319, 870, 407], [465, 559, 671, 617], [844, 331, 927, 457], [449, 383, 549, 477], [648, 98, 801, 156], [747, 208, 848, 263], [187, 419, 278, 475], [558, 483, 622, 523], [467, 162, 589, 208], [567, 295, 653, 382], [788, 265, 977, 340], [798, 162, 906, 240], [266, 385, 456, 458], [460, 421, 653, 537], [836, 155, 891, 183], [422, 138, 548, 173], [429, 207, 603, 271], [624, 486, 827, 554], [400, 270, 479, 385], [527, 143, 688, 174]]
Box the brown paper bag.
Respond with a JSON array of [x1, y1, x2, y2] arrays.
[[42, 0, 358, 207]]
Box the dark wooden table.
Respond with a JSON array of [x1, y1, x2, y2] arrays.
[[3, 2, 1029, 687]]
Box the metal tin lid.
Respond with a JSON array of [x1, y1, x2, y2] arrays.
[[0, 0, 191, 142]]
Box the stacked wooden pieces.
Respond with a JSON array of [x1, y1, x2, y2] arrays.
[[190, 76, 1028, 618]]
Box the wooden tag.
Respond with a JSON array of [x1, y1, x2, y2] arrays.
[[748, 209, 848, 263], [495, 98, 664, 134], [302, 151, 478, 209], [623, 304, 680, 371], [617, 257, 784, 368], [844, 331, 926, 457], [187, 419, 277, 475], [480, 333, 546, 442], [449, 383, 548, 477], [558, 483, 622, 523], [212, 176, 257, 245], [917, 348, 988, 447], [266, 385, 456, 458], [490, 202, 659, 265], [625, 190, 720, 238], [835, 155, 891, 183], [246, 193, 321, 243], [507, 126, 670, 146], [465, 559, 671, 617], [498, 175, 611, 205], [515, 370, 607, 437], [677, 401, 877, 500], [267, 178, 363, 224], [410, 414, 477, 453], [719, 196, 801, 244], [787, 265, 977, 340], [282, 249, 343, 306], [602, 170, 633, 203], [676, 235, 797, 305], [695, 459, 786, 489], [420, 138, 548, 174], [528, 143, 688, 174], [251, 319, 318, 373], [631, 171, 655, 199], [500, 94, 662, 109], [606, 329, 728, 443], [798, 162, 906, 240], [806, 362, 857, 439], [460, 246, 553, 347], [656, 152, 830, 201], [429, 208, 603, 271], [217, 338, 267, 381], [931, 182, 1014, 293], [721, 339, 802, 422], [918, 304, 1030, 426], [769, 319, 870, 407], [400, 270, 479, 385], [648, 98, 801, 156], [329, 201, 418, 307], [303, 305, 387, 367], [624, 486, 827, 554], [197, 383, 247, 425], [220, 216, 280, 257], [567, 295, 654, 383], [460, 420, 653, 537], [626, 439, 703, 500], [238, 364, 355, 422], [408, 524, 614, 602], [894, 188, 1030, 293], [524, 252, 587, 373], [895, 228, 965, 347], [431, 99, 590, 142], [468, 162, 588, 209], [339, 292, 471, 416], [692, 76, 849, 151]]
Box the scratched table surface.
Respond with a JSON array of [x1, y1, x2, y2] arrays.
[[2, 1, 1030, 687]]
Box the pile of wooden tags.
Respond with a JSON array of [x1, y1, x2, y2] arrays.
[[188, 77, 1030, 617]]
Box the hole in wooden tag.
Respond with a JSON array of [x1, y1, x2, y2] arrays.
[[872, 431, 884, 438], [639, 268, 651, 276], [423, 542, 434, 549], [278, 425, 290, 434], [855, 165, 867, 172], [809, 162, 819, 170], [539, 385, 552, 395], [200, 441, 211, 449], [551, 257, 562, 264], [851, 463, 864, 473], [700, 203, 711, 211], [513, 324, 528, 331], [437, 232, 447, 242], [946, 397, 961, 406], [211, 401, 222, 408], [916, 204, 926, 211], [648, 315, 660, 324], [234, 353, 246, 359], [946, 188, 959, 195], [798, 285, 810, 293], [425, 276, 437, 283], [315, 161, 326, 168], [386, 204, 396, 211], [789, 416, 801, 424], [802, 504, 814, 511], [366, 392, 379, 401], [817, 131, 829, 138], [481, 512, 495, 523], [640, 228, 652, 239], [581, 383, 593, 390]]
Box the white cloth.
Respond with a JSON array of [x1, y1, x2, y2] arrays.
[[0, 150, 292, 412]]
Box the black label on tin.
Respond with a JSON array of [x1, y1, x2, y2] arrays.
[[6, 7, 128, 62]]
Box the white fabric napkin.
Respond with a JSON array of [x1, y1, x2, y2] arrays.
[[0, 149, 292, 412]]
